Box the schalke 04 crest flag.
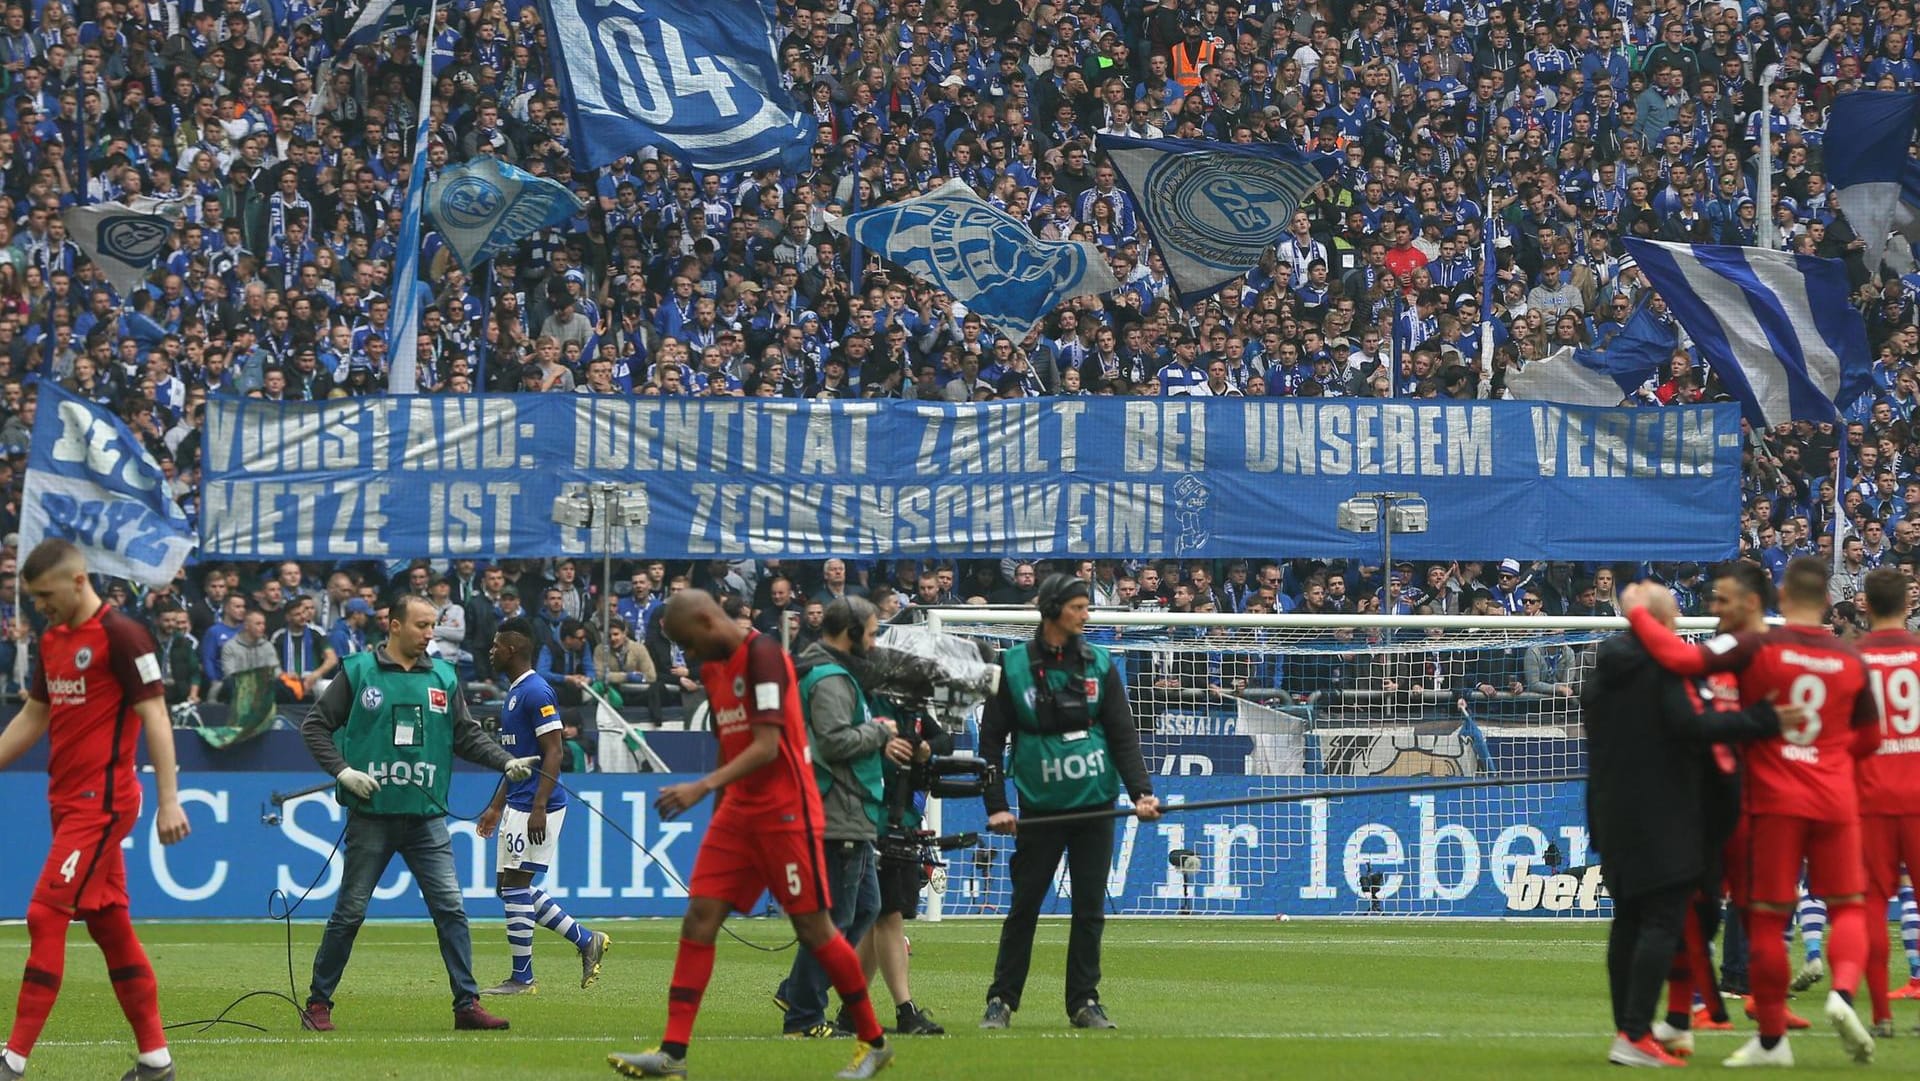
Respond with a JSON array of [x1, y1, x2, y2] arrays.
[[537, 0, 815, 173], [830, 180, 1118, 343], [20, 381, 195, 587], [425, 157, 584, 271], [1099, 135, 1340, 303], [65, 203, 174, 297]]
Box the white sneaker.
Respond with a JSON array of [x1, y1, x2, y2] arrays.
[[1651, 1019, 1694, 1057], [1791, 956, 1826, 993], [1825, 990, 1875, 1064], [1723, 1035, 1795, 1068]]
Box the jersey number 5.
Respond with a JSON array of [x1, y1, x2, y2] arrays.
[[1870, 667, 1920, 738], [785, 862, 801, 898]]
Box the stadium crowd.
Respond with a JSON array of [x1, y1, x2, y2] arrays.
[[0, 0, 1911, 708]]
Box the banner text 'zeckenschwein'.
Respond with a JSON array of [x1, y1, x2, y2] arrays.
[[198, 397, 1741, 561]]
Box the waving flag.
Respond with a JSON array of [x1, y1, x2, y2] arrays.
[[385, 0, 438, 396], [1505, 349, 1633, 406], [829, 181, 1118, 343], [1826, 89, 1920, 274], [425, 158, 584, 271], [1626, 239, 1871, 427], [1099, 135, 1337, 304], [64, 203, 172, 296], [537, 0, 816, 173], [20, 382, 194, 587], [340, 0, 432, 55]]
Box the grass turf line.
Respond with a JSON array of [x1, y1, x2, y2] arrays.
[[2, 919, 1915, 1080]]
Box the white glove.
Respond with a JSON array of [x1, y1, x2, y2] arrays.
[[504, 756, 540, 783], [337, 767, 381, 799]]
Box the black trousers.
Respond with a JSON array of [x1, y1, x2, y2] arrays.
[[987, 814, 1113, 1017], [1608, 882, 1695, 1039]]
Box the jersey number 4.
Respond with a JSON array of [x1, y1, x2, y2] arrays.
[[1870, 667, 1920, 738], [58, 849, 80, 883]]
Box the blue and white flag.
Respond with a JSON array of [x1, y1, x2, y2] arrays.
[[537, 0, 816, 173], [830, 181, 1119, 343], [1098, 135, 1338, 304], [1505, 348, 1633, 407], [20, 382, 194, 587], [386, 0, 437, 396], [340, 0, 430, 55], [1825, 89, 1920, 274], [64, 203, 172, 296], [1626, 239, 1871, 428], [425, 158, 583, 271]]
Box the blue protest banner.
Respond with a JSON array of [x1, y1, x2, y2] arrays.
[[198, 397, 1741, 562], [21, 381, 195, 586]]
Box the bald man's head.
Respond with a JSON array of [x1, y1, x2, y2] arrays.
[[662, 588, 744, 661]]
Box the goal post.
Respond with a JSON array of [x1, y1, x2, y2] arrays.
[[915, 607, 1719, 920]]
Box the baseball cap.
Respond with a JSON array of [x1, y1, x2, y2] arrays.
[[344, 598, 375, 616]]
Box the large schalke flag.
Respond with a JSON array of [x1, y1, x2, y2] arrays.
[[537, 0, 815, 173], [425, 157, 584, 270], [1626, 239, 1871, 427], [1825, 89, 1920, 274], [20, 381, 194, 587], [829, 180, 1118, 343], [64, 203, 174, 296], [1098, 135, 1339, 303]]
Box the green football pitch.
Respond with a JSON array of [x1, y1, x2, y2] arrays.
[[7, 918, 1919, 1080]]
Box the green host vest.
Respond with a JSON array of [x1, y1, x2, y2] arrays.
[[333, 650, 460, 816], [799, 662, 889, 834], [1002, 642, 1118, 813]]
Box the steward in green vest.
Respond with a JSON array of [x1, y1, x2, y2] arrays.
[[979, 573, 1159, 1032], [775, 597, 906, 1036], [299, 594, 538, 1030]]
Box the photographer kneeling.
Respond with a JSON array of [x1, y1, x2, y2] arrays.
[[773, 597, 913, 1038]]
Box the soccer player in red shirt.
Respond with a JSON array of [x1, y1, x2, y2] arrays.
[[0, 539, 192, 1081], [607, 590, 892, 1081], [1852, 567, 1920, 1035], [1627, 558, 1881, 1066]]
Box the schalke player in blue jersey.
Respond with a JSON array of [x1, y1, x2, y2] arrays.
[[476, 618, 611, 994]]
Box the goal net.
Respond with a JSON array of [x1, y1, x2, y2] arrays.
[[917, 609, 1717, 920]]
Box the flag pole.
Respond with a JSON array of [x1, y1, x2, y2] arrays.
[[386, 0, 438, 395], [476, 260, 492, 392], [1834, 438, 1846, 577], [1478, 190, 1495, 370], [847, 149, 863, 296]]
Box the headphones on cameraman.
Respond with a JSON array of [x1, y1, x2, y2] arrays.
[[1036, 573, 1091, 621], [820, 595, 878, 649]]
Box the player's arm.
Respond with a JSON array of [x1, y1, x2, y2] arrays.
[[1624, 606, 1738, 675], [135, 695, 190, 844], [1851, 668, 1883, 759], [1097, 663, 1159, 819], [109, 617, 189, 844], [450, 688, 515, 771], [656, 636, 790, 817], [302, 671, 355, 777], [525, 694, 566, 844], [979, 670, 1015, 828], [1655, 673, 1799, 744], [656, 723, 781, 818], [0, 695, 48, 769]]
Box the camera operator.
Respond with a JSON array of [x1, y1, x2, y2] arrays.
[[856, 701, 955, 1035], [772, 597, 913, 1038], [980, 574, 1160, 1031]]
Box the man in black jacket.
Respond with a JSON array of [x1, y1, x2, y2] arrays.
[[1584, 584, 1808, 1066]]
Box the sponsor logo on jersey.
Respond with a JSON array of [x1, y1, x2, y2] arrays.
[[73, 647, 92, 670], [1779, 649, 1845, 674], [428, 688, 449, 713], [714, 704, 748, 728], [46, 676, 87, 701], [539, 704, 557, 717], [361, 686, 384, 711]]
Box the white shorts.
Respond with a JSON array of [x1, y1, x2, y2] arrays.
[[496, 805, 566, 874]]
